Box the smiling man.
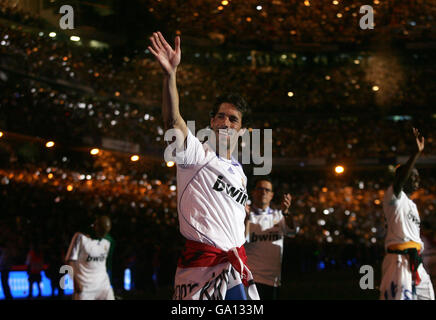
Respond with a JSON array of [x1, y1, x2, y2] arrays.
[[149, 32, 259, 300], [380, 128, 435, 300]]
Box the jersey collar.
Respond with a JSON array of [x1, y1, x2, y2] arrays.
[[252, 206, 272, 215]]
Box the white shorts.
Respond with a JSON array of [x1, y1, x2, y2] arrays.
[[380, 253, 435, 300]]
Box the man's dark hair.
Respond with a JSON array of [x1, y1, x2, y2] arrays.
[[210, 92, 249, 121], [253, 176, 274, 191]]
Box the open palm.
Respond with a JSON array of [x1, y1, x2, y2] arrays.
[[413, 127, 425, 152], [148, 32, 181, 75]]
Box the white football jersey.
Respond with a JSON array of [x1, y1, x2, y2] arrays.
[[175, 129, 248, 251], [65, 232, 112, 291], [383, 185, 424, 251], [245, 207, 294, 287]]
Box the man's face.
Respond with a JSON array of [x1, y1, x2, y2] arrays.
[[94, 216, 112, 238], [210, 103, 243, 153], [407, 168, 420, 193], [252, 180, 274, 208]]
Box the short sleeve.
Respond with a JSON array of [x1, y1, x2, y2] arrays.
[[384, 185, 401, 207], [175, 129, 207, 167], [65, 232, 82, 261]]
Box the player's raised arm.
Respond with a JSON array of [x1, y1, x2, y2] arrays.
[[393, 127, 424, 197], [148, 32, 188, 145]]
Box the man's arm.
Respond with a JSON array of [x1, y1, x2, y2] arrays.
[[149, 32, 188, 147], [393, 127, 424, 197], [244, 204, 251, 239], [280, 193, 299, 235], [67, 260, 82, 294]]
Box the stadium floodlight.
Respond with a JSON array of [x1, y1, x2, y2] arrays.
[[335, 165, 345, 174], [46, 141, 55, 148], [166, 161, 175, 168], [90, 148, 100, 155]]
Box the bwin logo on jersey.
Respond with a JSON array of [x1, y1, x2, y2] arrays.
[[251, 232, 281, 242], [407, 211, 420, 226], [213, 175, 248, 206], [86, 254, 106, 262]]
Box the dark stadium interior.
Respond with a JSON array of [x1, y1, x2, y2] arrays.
[[0, 0, 435, 300]]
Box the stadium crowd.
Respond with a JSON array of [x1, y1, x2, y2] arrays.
[[1, 162, 436, 295]]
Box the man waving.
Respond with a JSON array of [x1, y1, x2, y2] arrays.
[[148, 32, 259, 300]]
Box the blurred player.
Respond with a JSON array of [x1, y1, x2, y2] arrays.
[[245, 178, 298, 300], [380, 128, 435, 300], [421, 220, 436, 290], [148, 31, 259, 300], [65, 215, 115, 300]]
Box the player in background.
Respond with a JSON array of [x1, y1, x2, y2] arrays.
[[379, 128, 435, 300], [148, 31, 259, 300], [245, 178, 298, 300], [421, 220, 436, 292], [65, 215, 115, 300]]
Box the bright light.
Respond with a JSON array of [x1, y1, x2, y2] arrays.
[[337, 13, 343, 18], [67, 185, 74, 192], [0, 131, 3, 138], [221, 0, 229, 5], [287, 91, 294, 97], [49, 32, 56, 38], [131, 155, 140, 162], [48, 173, 53, 179], [70, 36, 81, 42], [166, 161, 175, 168], [335, 165, 345, 174], [90, 148, 100, 155], [372, 85, 380, 91], [304, 0, 310, 6], [46, 141, 55, 148], [256, 5, 262, 10], [333, 0, 339, 4]]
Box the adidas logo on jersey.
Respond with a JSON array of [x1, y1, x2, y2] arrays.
[[212, 175, 248, 206], [86, 254, 106, 262]]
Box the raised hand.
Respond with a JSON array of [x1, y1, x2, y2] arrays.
[[280, 194, 292, 215], [412, 127, 424, 153], [148, 32, 181, 76]]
